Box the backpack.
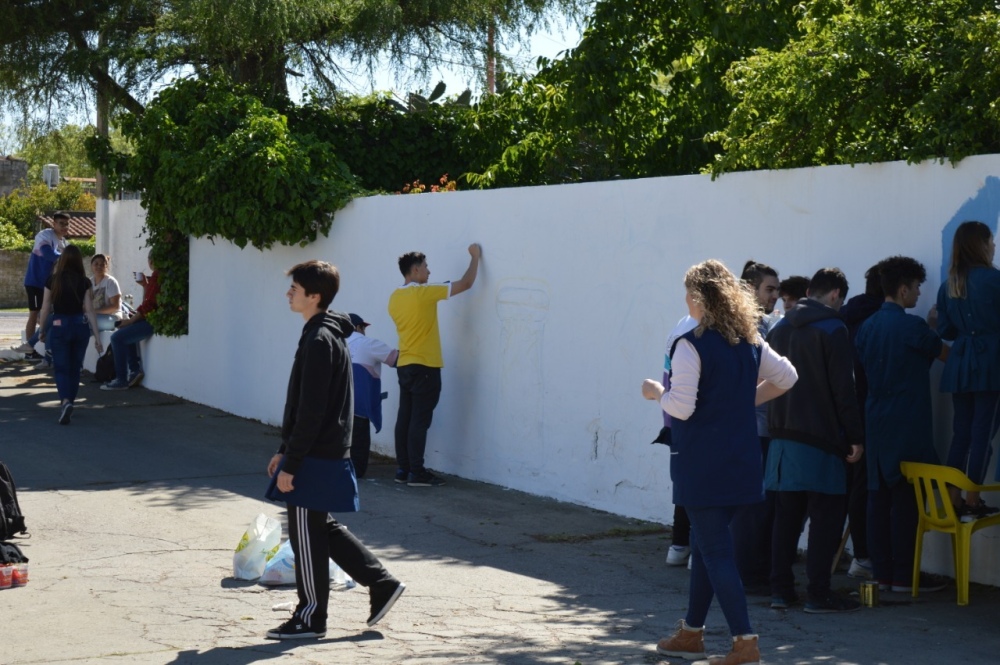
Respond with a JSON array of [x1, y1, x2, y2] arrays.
[[0, 461, 27, 540], [94, 347, 115, 383], [0, 541, 27, 564]]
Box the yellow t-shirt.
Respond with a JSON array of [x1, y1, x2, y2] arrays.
[[388, 283, 450, 367]]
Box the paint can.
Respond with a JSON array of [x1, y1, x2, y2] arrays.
[[860, 581, 879, 607]]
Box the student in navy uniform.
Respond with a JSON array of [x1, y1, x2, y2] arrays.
[[936, 221, 1000, 510], [266, 261, 404, 640], [643, 259, 797, 665], [856, 256, 947, 593]]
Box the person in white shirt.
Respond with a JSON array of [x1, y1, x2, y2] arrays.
[[347, 313, 398, 478], [90, 254, 124, 331]]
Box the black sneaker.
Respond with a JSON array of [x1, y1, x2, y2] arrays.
[[58, 402, 73, 425], [770, 591, 800, 609], [368, 580, 406, 627], [394, 469, 409, 484], [804, 592, 861, 614], [407, 471, 445, 487], [960, 501, 1000, 523], [266, 617, 326, 640]]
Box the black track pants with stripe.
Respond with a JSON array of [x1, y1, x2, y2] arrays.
[[287, 505, 395, 628]]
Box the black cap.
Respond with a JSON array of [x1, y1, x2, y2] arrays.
[[349, 313, 369, 329]]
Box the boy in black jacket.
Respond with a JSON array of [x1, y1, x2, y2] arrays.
[[765, 267, 864, 614], [267, 260, 404, 640]]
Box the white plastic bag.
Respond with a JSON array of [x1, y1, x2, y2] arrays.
[[259, 540, 356, 589], [233, 513, 281, 580], [259, 540, 297, 586]]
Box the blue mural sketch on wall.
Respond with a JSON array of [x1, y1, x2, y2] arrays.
[[940, 176, 1000, 283]]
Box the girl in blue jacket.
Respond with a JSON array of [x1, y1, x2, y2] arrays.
[[937, 221, 1000, 517]]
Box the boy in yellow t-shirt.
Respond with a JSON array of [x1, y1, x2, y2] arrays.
[[388, 244, 481, 487]]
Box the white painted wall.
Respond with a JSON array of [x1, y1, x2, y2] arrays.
[[104, 154, 1000, 585]]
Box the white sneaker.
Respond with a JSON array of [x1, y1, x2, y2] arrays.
[[848, 557, 873, 579], [12, 343, 35, 353], [666, 545, 691, 566]]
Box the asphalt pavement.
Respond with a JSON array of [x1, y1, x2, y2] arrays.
[[2, 342, 1000, 664]]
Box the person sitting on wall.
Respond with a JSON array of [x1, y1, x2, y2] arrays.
[[90, 254, 124, 331], [101, 252, 159, 391], [347, 313, 398, 478]]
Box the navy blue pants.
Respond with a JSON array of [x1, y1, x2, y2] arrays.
[[947, 391, 1000, 484], [866, 473, 917, 586], [686, 505, 753, 636], [49, 315, 91, 403]]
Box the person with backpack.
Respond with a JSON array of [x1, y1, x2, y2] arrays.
[[38, 245, 104, 425]]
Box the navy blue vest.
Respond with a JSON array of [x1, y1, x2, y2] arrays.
[[670, 329, 764, 507]]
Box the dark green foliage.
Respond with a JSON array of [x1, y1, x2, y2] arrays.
[[462, 0, 802, 186], [88, 77, 361, 336], [289, 93, 468, 193]]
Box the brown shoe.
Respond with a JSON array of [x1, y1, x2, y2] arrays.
[[656, 619, 706, 659], [708, 634, 761, 665]]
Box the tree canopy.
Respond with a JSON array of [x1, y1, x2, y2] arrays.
[[711, 0, 1000, 173], [0, 0, 581, 119], [462, 0, 803, 186]]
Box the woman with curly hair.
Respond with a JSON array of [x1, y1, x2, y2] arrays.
[[936, 221, 1000, 513], [643, 259, 797, 665]]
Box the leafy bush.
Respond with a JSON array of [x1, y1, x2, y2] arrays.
[[0, 218, 27, 250], [0, 181, 89, 240], [288, 93, 469, 193], [89, 77, 361, 336]]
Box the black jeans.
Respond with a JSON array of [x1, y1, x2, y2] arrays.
[[846, 456, 869, 559], [287, 505, 395, 628], [672, 504, 691, 547], [394, 365, 442, 475], [867, 472, 917, 586], [770, 490, 846, 600], [351, 415, 372, 478], [731, 437, 774, 587]]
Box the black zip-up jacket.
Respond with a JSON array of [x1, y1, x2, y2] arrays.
[[278, 311, 354, 475], [765, 299, 864, 458]]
